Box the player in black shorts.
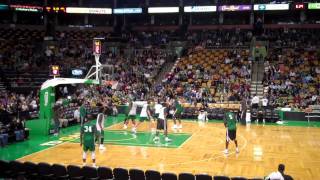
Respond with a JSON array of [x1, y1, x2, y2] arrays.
[[153, 102, 171, 142]]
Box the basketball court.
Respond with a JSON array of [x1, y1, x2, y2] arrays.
[[0, 115, 318, 180]]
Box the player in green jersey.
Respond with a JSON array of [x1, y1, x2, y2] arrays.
[[223, 111, 239, 154], [80, 123, 97, 167], [172, 98, 183, 129]]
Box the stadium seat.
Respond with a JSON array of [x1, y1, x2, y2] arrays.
[[129, 168, 145, 180], [9, 160, 26, 178], [67, 165, 83, 180], [0, 160, 12, 178], [145, 170, 161, 180], [162, 172, 178, 180], [195, 174, 213, 180], [38, 162, 54, 179], [98, 166, 113, 180], [113, 167, 129, 180], [178, 173, 195, 180], [82, 166, 99, 180], [24, 161, 39, 179], [231, 177, 247, 180], [214, 175, 230, 180], [52, 164, 69, 180]]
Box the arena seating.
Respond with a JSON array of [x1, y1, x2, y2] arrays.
[[0, 160, 265, 180], [263, 48, 319, 108]]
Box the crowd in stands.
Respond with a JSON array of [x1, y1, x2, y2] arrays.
[[263, 48, 320, 109], [0, 90, 37, 146], [0, 27, 320, 141]]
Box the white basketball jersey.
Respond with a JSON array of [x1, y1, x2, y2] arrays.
[[140, 104, 148, 117]]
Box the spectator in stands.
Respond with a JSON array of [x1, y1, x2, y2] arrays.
[[74, 107, 80, 123], [251, 94, 260, 109], [265, 164, 293, 180]]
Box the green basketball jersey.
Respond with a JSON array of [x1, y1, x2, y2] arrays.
[[81, 125, 96, 149], [175, 101, 183, 114], [225, 112, 236, 130]]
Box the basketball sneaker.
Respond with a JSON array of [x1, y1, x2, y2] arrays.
[[132, 127, 137, 133], [165, 137, 172, 142], [99, 145, 106, 151], [223, 149, 229, 154], [172, 125, 177, 129], [153, 136, 160, 142]]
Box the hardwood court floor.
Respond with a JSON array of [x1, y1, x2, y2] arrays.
[[19, 120, 320, 179]]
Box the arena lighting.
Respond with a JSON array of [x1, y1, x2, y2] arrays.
[[10, 4, 43, 12], [308, 3, 320, 9], [254, 4, 289, 11], [148, 7, 179, 13], [184, 6, 217, 12], [218, 5, 252, 11], [113, 8, 142, 14], [66, 7, 112, 14]]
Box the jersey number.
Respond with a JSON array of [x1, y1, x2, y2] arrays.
[[228, 114, 233, 120], [84, 126, 92, 132]]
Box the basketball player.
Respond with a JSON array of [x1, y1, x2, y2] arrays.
[[80, 122, 97, 167], [96, 107, 106, 150], [154, 99, 162, 122], [123, 101, 138, 133], [224, 111, 239, 154], [172, 98, 183, 129], [153, 102, 171, 142], [136, 100, 152, 132]]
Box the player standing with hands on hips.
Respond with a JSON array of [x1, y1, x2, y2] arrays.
[[224, 111, 239, 154]]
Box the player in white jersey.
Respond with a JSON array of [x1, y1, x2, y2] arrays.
[[123, 101, 138, 133], [135, 101, 153, 133], [96, 107, 106, 150], [153, 102, 172, 142]]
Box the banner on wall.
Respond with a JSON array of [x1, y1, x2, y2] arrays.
[[254, 4, 289, 11], [184, 6, 217, 12], [148, 7, 179, 13], [10, 5, 43, 12], [66, 7, 112, 14], [308, 3, 320, 9], [0, 4, 8, 10], [113, 8, 142, 14], [218, 5, 252, 11]]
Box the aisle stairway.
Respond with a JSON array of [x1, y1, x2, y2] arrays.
[[250, 60, 265, 98]]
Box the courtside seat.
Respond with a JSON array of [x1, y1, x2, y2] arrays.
[[162, 172, 178, 180], [129, 168, 145, 180], [113, 167, 129, 180], [24, 161, 39, 179], [0, 160, 12, 178], [67, 165, 83, 180], [214, 175, 230, 180], [9, 160, 26, 179], [82, 166, 99, 180], [38, 162, 54, 179], [231, 177, 247, 180], [52, 163, 69, 180], [178, 173, 195, 180], [98, 166, 113, 180], [145, 170, 161, 180], [195, 174, 213, 180]]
